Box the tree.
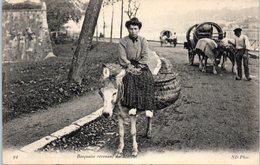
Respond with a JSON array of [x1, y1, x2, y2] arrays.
[[68, 0, 103, 84], [110, 0, 115, 42], [125, 0, 140, 19], [102, 0, 121, 41], [102, 2, 106, 38], [120, 0, 124, 38], [43, 0, 82, 31]]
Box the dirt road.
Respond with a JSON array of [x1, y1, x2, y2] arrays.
[[100, 43, 259, 155]]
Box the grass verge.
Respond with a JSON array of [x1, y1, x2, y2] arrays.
[[3, 42, 118, 123]]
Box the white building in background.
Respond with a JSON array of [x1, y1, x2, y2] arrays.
[[63, 20, 83, 39], [3, 0, 54, 61]]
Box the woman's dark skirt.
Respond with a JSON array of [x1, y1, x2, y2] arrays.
[[121, 65, 155, 111]]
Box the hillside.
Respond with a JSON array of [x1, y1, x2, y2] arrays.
[[184, 7, 259, 23]]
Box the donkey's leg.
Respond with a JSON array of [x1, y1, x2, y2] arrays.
[[115, 115, 124, 157], [146, 117, 152, 139], [198, 54, 203, 70], [213, 65, 218, 74], [221, 54, 227, 70], [130, 115, 138, 157], [188, 50, 194, 65], [202, 56, 207, 73], [232, 61, 236, 74], [230, 55, 236, 74], [213, 59, 218, 75]]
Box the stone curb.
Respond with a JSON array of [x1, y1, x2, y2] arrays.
[[20, 108, 103, 153]]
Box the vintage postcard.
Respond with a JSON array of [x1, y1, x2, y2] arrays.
[[2, 0, 259, 164]]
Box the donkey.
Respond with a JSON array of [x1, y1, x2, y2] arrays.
[[218, 38, 236, 73], [195, 38, 222, 74], [99, 63, 154, 157], [186, 37, 236, 74]]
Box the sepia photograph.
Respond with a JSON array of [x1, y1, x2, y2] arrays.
[[1, 0, 259, 164]]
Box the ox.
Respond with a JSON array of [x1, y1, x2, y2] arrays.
[[218, 38, 236, 73], [195, 38, 221, 74], [187, 38, 236, 74]]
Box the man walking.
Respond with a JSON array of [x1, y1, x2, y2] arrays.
[[172, 32, 177, 47], [232, 27, 252, 81]]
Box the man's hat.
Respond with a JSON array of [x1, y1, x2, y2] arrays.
[[125, 17, 142, 29], [233, 27, 242, 32]]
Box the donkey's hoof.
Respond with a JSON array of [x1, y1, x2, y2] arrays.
[[146, 131, 152, 139], [202, 69, 206, 73], [115, 152, 123, 158], [146, 135, 152, 139], [232, 69, 237, 74], [132, 151, 138, 157], [213, 70, 217, 75], [142, 133, 152, 139]]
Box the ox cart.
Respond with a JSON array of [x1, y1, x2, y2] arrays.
[[160, 30, 177, 47], [184, 22, 225, 66]]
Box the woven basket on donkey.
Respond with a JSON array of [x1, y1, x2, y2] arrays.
[[154, 57, 181, 110]]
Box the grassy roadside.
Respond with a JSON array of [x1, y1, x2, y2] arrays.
[[2, 42, 118, 123]]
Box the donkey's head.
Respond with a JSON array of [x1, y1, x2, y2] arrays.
[[99, 80, 118, 118], [99, 63, 125, 118], [209, 39, 223, 66]]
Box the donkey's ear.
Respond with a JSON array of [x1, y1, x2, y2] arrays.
[[102, 63, 107, 68], [98, 87, 103, 97], [109, 74, 116, 80]]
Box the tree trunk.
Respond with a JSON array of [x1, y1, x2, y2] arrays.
[[102, 3, 106, 38], [68, 0, 103, 84], [96, 25, 99, 42], [110, 0, 114, 43], [120, 0, 124, 38]]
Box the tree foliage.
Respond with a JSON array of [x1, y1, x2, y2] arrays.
[[125, 0, 140, 19], [103, 0, 121, 6], [3, 0, 42, 10], [43, 0, 82, 31]]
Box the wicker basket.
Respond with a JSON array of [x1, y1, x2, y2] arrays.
[[154, 57, 181, 109]]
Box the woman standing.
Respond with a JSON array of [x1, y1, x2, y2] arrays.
[[118, 17, 154, 117]]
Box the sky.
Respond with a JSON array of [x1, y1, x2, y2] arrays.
[[96, 0, 258, 41]]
